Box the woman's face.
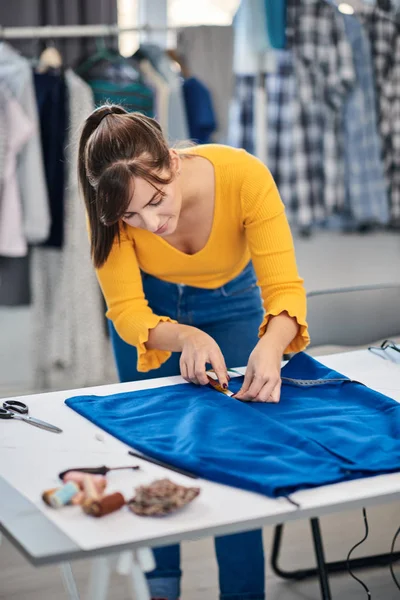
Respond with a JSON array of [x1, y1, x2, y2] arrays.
[[121, 151, 182, 237]]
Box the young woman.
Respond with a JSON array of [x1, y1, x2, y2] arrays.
[[79, 104, 309, 600]]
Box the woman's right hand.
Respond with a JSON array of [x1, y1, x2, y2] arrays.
[[178, 326, 229, 387]]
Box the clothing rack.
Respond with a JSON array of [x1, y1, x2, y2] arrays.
[[0, 23, 176, 40]]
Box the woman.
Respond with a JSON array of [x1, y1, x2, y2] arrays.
[[79, 104, 309, 600]]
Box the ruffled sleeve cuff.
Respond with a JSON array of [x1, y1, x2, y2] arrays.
[[258, 302, 310, 354], [136, 315, 178, 372]]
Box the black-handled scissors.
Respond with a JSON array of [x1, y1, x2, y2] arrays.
[[0, 400, 63, 433]]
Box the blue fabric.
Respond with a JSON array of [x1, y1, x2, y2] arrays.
[[65, 352, 400, 498], [107, 262, 266, 599], [265, 0, 286, 49], [183, 77, 217, 144]]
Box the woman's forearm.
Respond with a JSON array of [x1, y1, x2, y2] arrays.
[[146, 321, 197, 352], [259, 311, 299, 355]]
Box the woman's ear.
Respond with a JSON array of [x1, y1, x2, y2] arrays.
[[169, 149, 181, 176]]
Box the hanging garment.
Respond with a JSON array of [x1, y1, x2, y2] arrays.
[[134, 44, 189, 142], [361, 9, 400, 225], [254, 75, 267, 164], [183, 77, 217, 144], [66, 352, 400, 499], [139, 59, 170, 135], [34, 70, 68, 248], [286, 0, 355, 228], [0, 84, 7, 204], [32, 70, 115, 391], [227, 76, 256, 155], [76, 48, 155, 118], [0, 42, 50, 244], [339, 11, 389, 227], [89, 79, 154, 117], [0, 89, 33, 257], [232, 0, 274, 76], [0, 255, 31, 306], [266, 51, 297, 224], [265, 0, 286, 50], [177, 26, 234, 144]]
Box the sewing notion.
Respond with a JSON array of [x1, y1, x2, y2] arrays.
[[59, 464, 140, 480], [0, 400, 62, 433]]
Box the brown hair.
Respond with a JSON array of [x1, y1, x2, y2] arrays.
[[78, 104, 175, 268]]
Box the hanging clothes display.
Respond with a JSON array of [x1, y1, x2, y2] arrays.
[[34, 70, 68, 248], [0, 255, 32, 306], [228, 0, 276, 159], [177, 25, 234, 144], [0, 87, 33, 258], [0, 42, 50, 244], [228, 75, 256, 155], [134, 44, 189, 142], [264, 0, 286, 50], [138, 58, 170, 135], [31, 67, 114, 391], [286, 0, 356, 229], [0, 88, 6, 205], [0, 42, 50, 307], [266, 50, 297, 225], [66, 352, 400, 499], [76, 47, 155, 118], [336, 6, 389, 228], [361, 8, 400, 226], [182, 76, 217, 144]]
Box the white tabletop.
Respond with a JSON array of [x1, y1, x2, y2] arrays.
[[1, 350, 400, 566]]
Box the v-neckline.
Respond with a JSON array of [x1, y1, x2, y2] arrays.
[[154, 151, 219, 259]]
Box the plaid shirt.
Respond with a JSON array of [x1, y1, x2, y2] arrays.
[[361, 9, 400, 224], [286, 0, 355, 227], [341, 12, 389, 226], [228, 75, 256, 156], [266, 51, 297, 225]]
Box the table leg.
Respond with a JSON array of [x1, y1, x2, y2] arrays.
[[60, 562, 81, 600], [128, 551, 151, 600], [86, 556, 111, 600], [311, 518, 332, 600]]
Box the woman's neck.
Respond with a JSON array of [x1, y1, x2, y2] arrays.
[[179, 155, 212, 215]]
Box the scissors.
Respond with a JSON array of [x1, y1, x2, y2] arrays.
[[0, 400, 63, 433]]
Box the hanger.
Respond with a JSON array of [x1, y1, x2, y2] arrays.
[[76, 36, 124, 76], [36, 39, 63, 73], [166, 48, 191, 78]]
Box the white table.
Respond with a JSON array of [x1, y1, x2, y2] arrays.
[[1, 350, 400, 600]]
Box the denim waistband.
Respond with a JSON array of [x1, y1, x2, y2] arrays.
[[141, 261, 257, 298]]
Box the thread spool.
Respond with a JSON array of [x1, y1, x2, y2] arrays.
[[42, 487, 59, 506], [64, 471, 107, 494], [83, 475, 100, 500], [83, 492, 125, 517], [48, 481, 80, 508], [71, 491, 85, 506]]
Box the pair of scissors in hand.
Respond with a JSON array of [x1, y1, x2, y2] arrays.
[[0, 400, 63, 433]]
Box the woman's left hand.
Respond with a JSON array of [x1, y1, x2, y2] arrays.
[[234, 337, 282, 403]]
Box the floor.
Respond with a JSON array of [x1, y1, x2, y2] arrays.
[[1, 230, 400, 598]]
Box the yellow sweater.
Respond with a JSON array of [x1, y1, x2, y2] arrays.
[[96, 145, 309, 371]]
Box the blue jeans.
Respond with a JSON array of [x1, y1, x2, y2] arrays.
[[109, 262, 265, 600]]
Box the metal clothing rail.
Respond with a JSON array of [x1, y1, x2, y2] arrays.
[[0, 23, 176, 40]]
